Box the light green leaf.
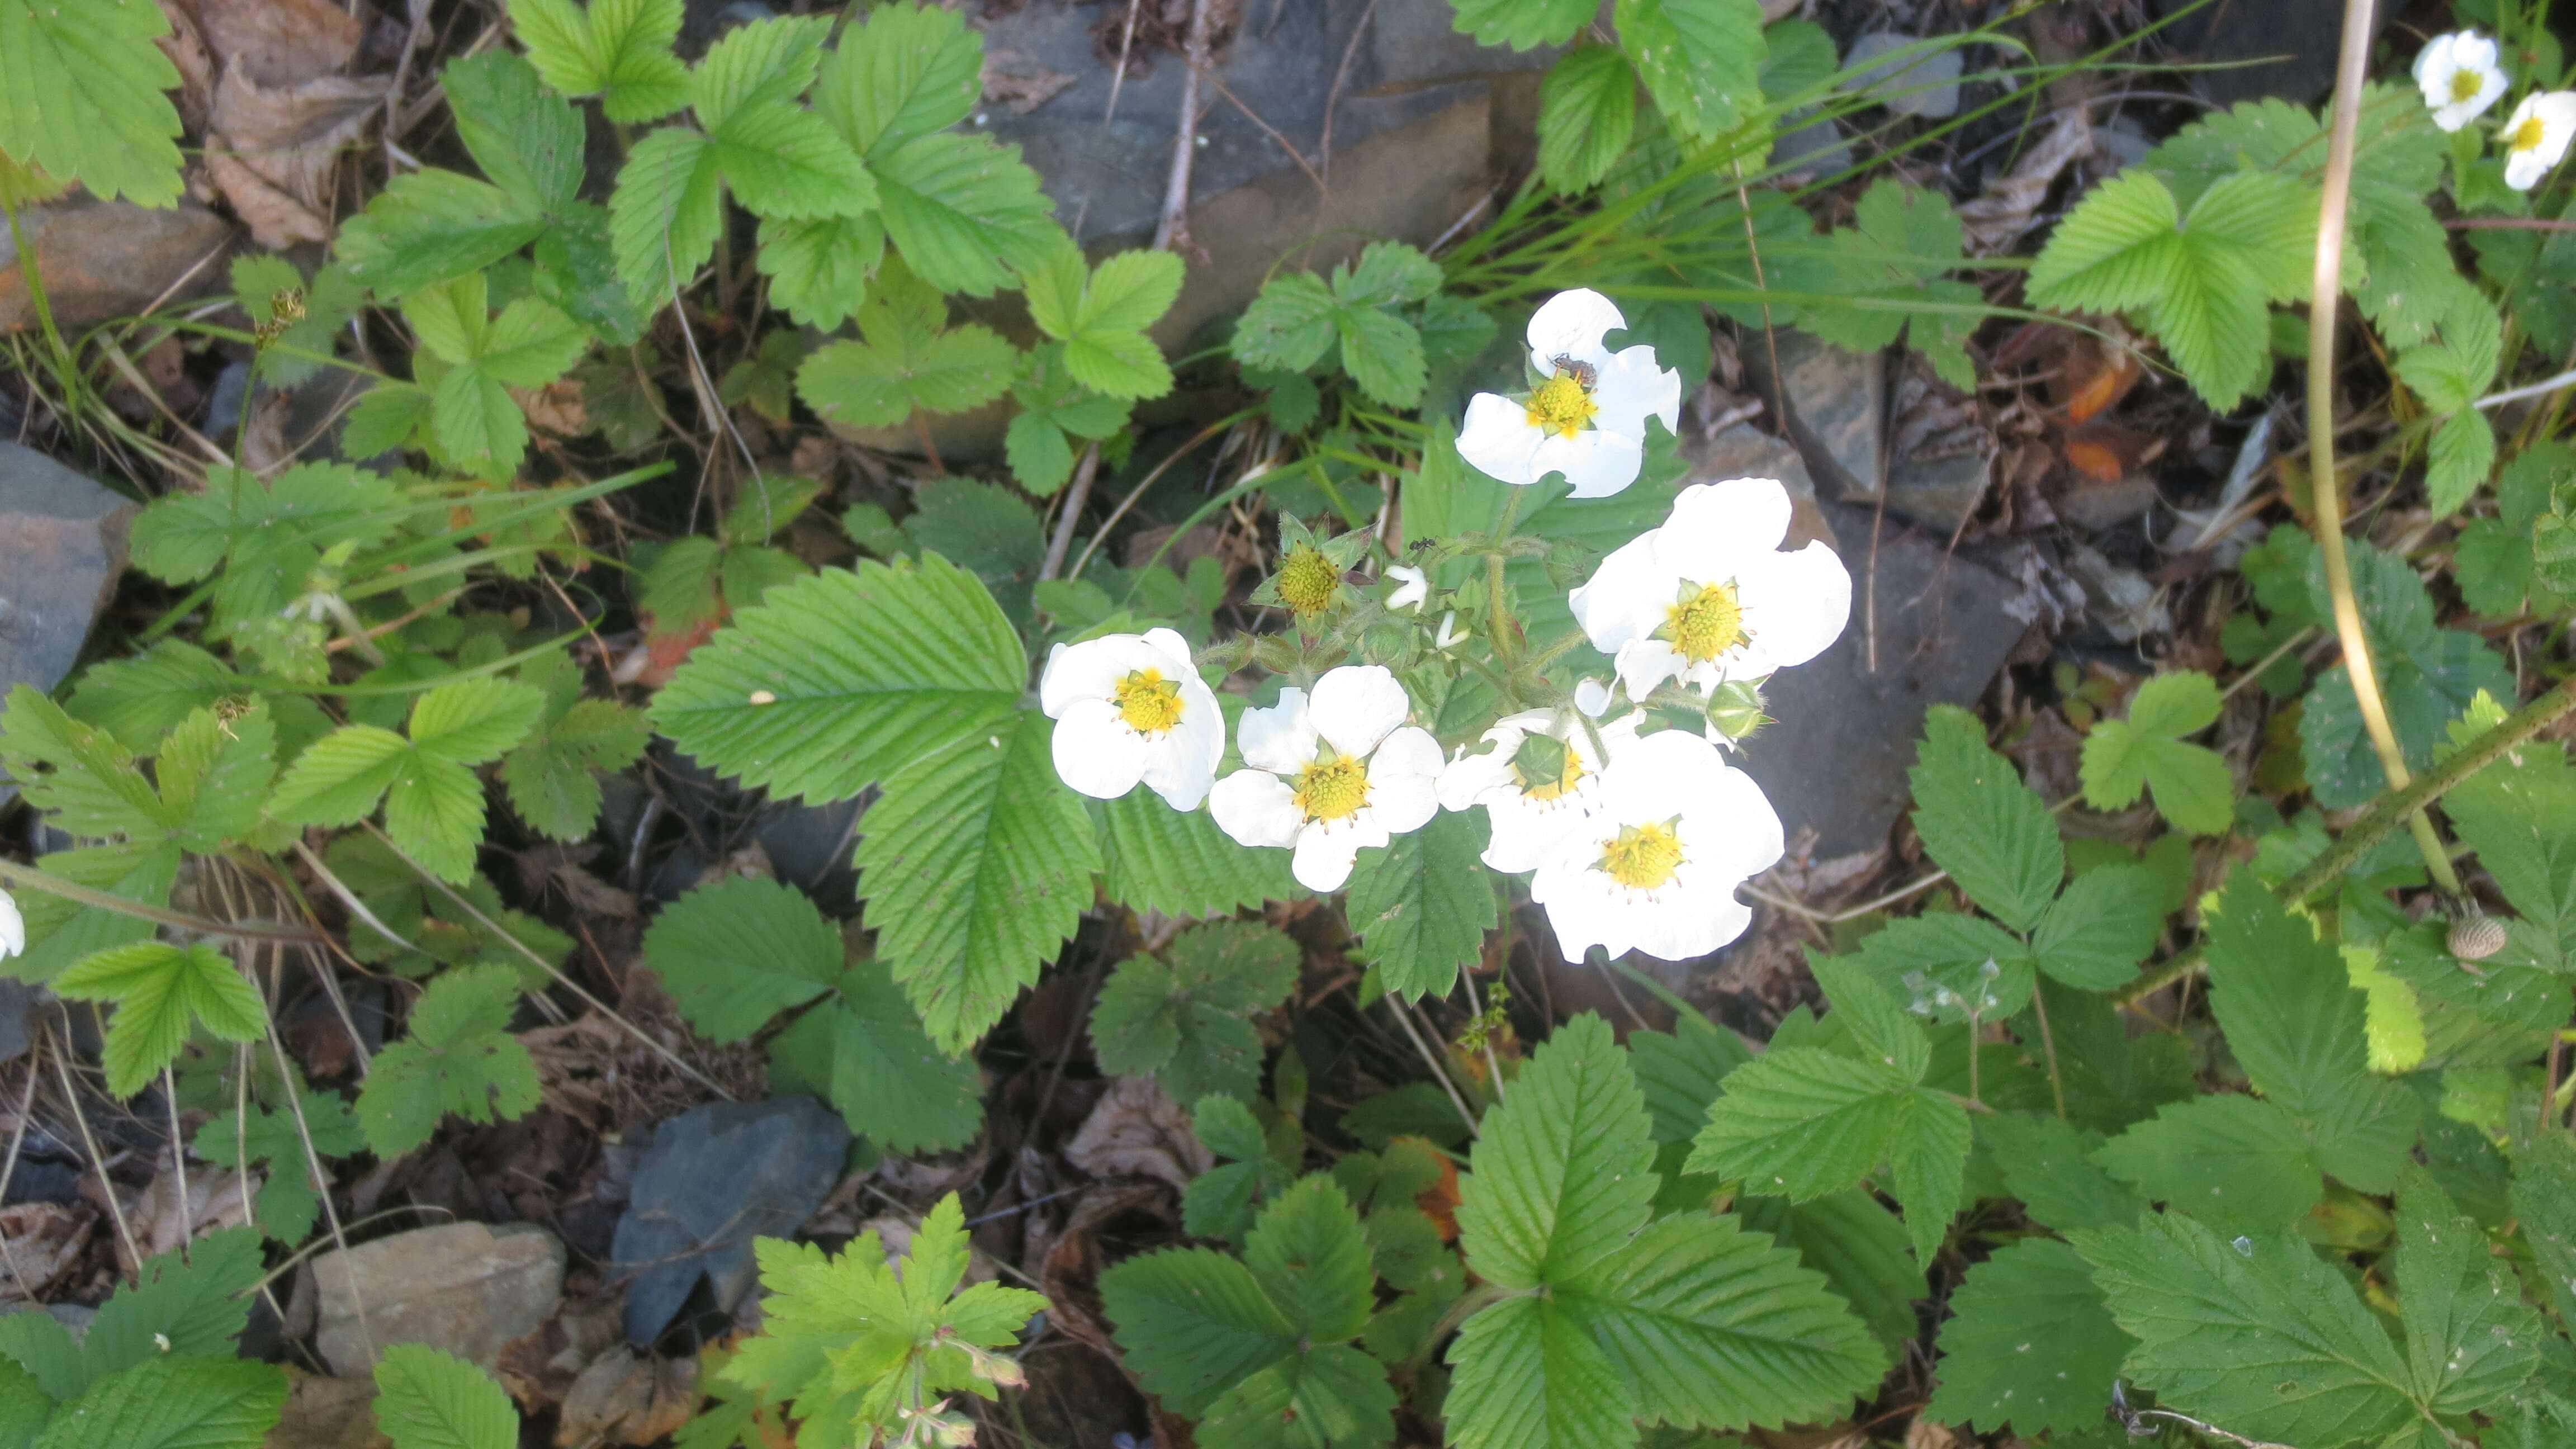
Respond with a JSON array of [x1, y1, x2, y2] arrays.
[[1199, 1344, 1395, 1449], [705, 99, 876, 222], [372, 1344, 518, 1449], [1343, 808, 1497, 999], [1535, 46, 1637, 193], [500, 698, 650, 841], [1925, 1238, 2133, 1439], [1232, 273, 1339, 375], [1611, 0, 1763, 139], [1685, 1048, 1909, 1200], [641, 874, 838, 1042], [1455, 1014, 1658, 1290], [872, 132, 1060, 297], [815, 0, 983, 159], [443, 51, 584, 210], [53, 943, 267, 1097], [0, 0, 185, 206], [508, 0, 688, 122], [795, 304, 1015, 428], [2071, 1213, 2416, 1448], [608, 125, 724, 309], [1446, 0, 1594, 50], [1979, 1112, 2147, 1233], [683, 13, 826, 130], [755, 211, 885, 330], [1905, 705, 2062, 931], [356, 965, 542, 1158], [410, 678, 546, 764], [337, 171, 546, 301], [2077, 670, 2234, 835]]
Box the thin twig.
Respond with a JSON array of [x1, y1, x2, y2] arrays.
[[1152, 0, 1217, 253], [162, 1067, 192, 1261], [1104, 0, 1144, 123], [1039, 444, 1101, 582], [1382, 997, 1478, 1140], [1066, 416, 1240, 579], [2305, 0, 2461, 895], [2475, 363, 2576, 410], [0, 1057, 42, 1298], [1316, 0, 1381, 191], [49, 1019, 142, 1277], [0, 859, 326, 945]]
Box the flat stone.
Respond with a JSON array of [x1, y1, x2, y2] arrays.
[[612, 1097, 849, 1346], [2057, 474, 2161, 532], [2155, 0, 2375, 108], [308, 1222, 564, 1375], [1743, 331, 1885, 504], [1680, 423, 1832, 546], [1733, 507, 2029, 859], [0, 196, 234, 332], [0, 442, 137, 705], [1770, 113, 1852, 181], [1846, 32, 1964, 119], [1885, 449, 1991, 533]]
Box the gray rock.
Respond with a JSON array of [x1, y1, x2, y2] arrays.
[[1734, 508, 2030, 859], [1885, 449, 1991, 533], [612, 1096, 849, 1346], [2156, 0, 2375, 108], [0, 196, 233, 332], [0, 442, 137, 709], [2057, 475, 2161, 532], [1770, 113, 1853, 181], [1682, 422, 1816, 503], [1846, 33, 1964, 120], [2063, 542, 2169, 643], [307, 1221, 565, 1374], [1742, 331, 1886, 504]]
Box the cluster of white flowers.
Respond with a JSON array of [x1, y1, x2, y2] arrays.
[[0, 890, 20, 964], [2415, 31, 2576, 190]]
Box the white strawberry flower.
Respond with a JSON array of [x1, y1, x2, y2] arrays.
[[1569, 476, 1851, 703], [1456, 288, 1682, 499], [2414, 31, 2508, 131], [0, 889, 20, 962], [1438, 709, 1641, 873], [2502, 89, 2576, 189], [1385, 564, 1429, 612], [1531, 728, 1784, 963], [1039, 628, 1224, 811], [1208, 666, 1443, 892]]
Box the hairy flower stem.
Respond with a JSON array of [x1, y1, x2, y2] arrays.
[[2308, 0, 2463, 895]]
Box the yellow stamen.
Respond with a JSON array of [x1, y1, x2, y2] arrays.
[[1276, 545, 1342, 615], [1114, 669, 1185, 733], [1663, 581, 1748, 664], [1599, 821, 1685, 891], [1294, 754, 1371, 821], [1523, 369, 1599, 440], [2450, 69, 2485, 104], [2511, 114, 2549, 152]]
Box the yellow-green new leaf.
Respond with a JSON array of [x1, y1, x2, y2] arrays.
[[54, 943, 267, 1097]]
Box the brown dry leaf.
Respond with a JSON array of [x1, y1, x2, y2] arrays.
[[1905, 1419, 1962, 1449], [192, 0, 362, 87], [116, 1159, 255, 1272], [555, 1346, 699, 1447], [1958, 106, 2095, 255], [204, 146, 330, 249], [0, 1201, 93, 1303], [267, 1369, 389, 1449], [1064, 1076, 1211, 1191], [210, 69, 385, 239], [519, 378, 590, 438], [982, 49, 1078, 114], [155, 0, 218, 132], [1039, 1184, 1169, 1357]]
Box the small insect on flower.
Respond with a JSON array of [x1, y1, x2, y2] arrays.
[[1039, 628, 1225, 811], [2501, 89, 2576, 190], [2413, 31, 2508, 132], [1456, 289, 1682, 498]]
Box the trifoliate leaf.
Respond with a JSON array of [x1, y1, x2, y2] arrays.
[[681, 13, 826, 129], [755, 211, 886, 330], [2071, 1213, 2416, 1447], [1233, 273, 1339, 375], [0, 0, 184, 206], [500, 697, 650, 841], [29, 1356, 283, 1449], [872, 131, 1060, 297], [1609, 0, 1763, 139], [1100, 1248, 1299, 1417], [1906, 705, 2062, 932], [373, 1344, 518, 1449], [814, 0, 982, 159], [75, 1227, 263, 1392], [1183, 1093, 1294, 1241], [1344, 808, 1498, 999], [509, 0, 688, 122], [1091, 922, 1299, 1105], [53, 943, 267, 1097], [403, 272, 589, 476], [1925, 1238, 2133, 1439], [1457, 1014, 1659, 1290], [356, 965, 542, 1157], [1846, 913, 2034, 1025], [2092, 1093, 2322, 1229], [704, 98, 877, 222], [129, 462, 404, 642], [272, 680, 542, 882], [2078, 670, 2233, 835], [1025, 247, 1183, 399], [193, 1092, 361, 1246], [795, 294, 1015, 429], [1781, 181, 1981, 391], [1007, 345, 1134, 495]]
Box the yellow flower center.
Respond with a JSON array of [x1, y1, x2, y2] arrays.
[[1114, 668, 1185, 734], [1663, 581, 1748, 664], [2510, 113, 2549, 152], [1524, 368, 1599, 440], [1510, 735, 1585, 802], [2450, 69, 2486, 103], [1293, 754, 1371, 822], [1276, 545, 1342, 615], [1598, 821, 1685, 891]]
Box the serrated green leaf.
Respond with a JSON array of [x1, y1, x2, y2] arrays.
[[683, 13, 826, 130], [2092, 1093, 2322, 1229], [755, 211, 886, 330], [642, 874, 839, 1042], [857, 708, 1100, 1050], [1336, 305, 1427, 409], [1097, 788, 1292, 918], [500, 698, 650, 841], [1456, 1014, 1658, 1289], [79, 1227, 264, 1390], [1445, 1295, 1631, 1449], [1536, 44, 1639, 193], [1200, 1343, 1395, 1449], [1979, 1112, 2147, 1233], [1906, 705, 2062, 931], [356, 965, 541, 1157], [1344, 808, 1496, 999], [373, 1344, 517, 1449], [2445, 735, 2576, 972], [1629, 1015, 1751, 1144], [1233, 273, 1338, 375], [445, 51, 583, 210], [1245, 1175, 1377, 1343], [609, 125, 724, 309], [2391, 1164, 2540, 1416], [873, 132, 1060, 297], [410, 679, 546, 764], [1447, 0, 1593, 50], [1887, 1087, 1970, 1267], [815, 0, 982, 159], [1099, 1248, 1297, 1417], [1091, 922, 1298, 1104], [795, 309, 1015, 428], [509, 0, 688, 122], [2203, 873, 2371, 1117], [29, 1356, 283, 1449], [2427, 409, 2498, 519], [0, 1359, 44, 1446], [1734, 1190, 1917, 1356], [809, 956, 985, 1152], [337, 170, 548, 301], [1780, 181, 1981, 390], [0, 0, 184, 206], [1925, 1238, 2133, 1438], [53, 943, 266, 1097], [2031, 864, 2165, 990], [1685, 1047, 1909, 1200], [1845, 914, 2034, 1025], [2078, 670, 2233, 835], [2071, 1213, 2415, 1447], [706, 98, 876, 222], [1611, 0, 1763, 139]]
